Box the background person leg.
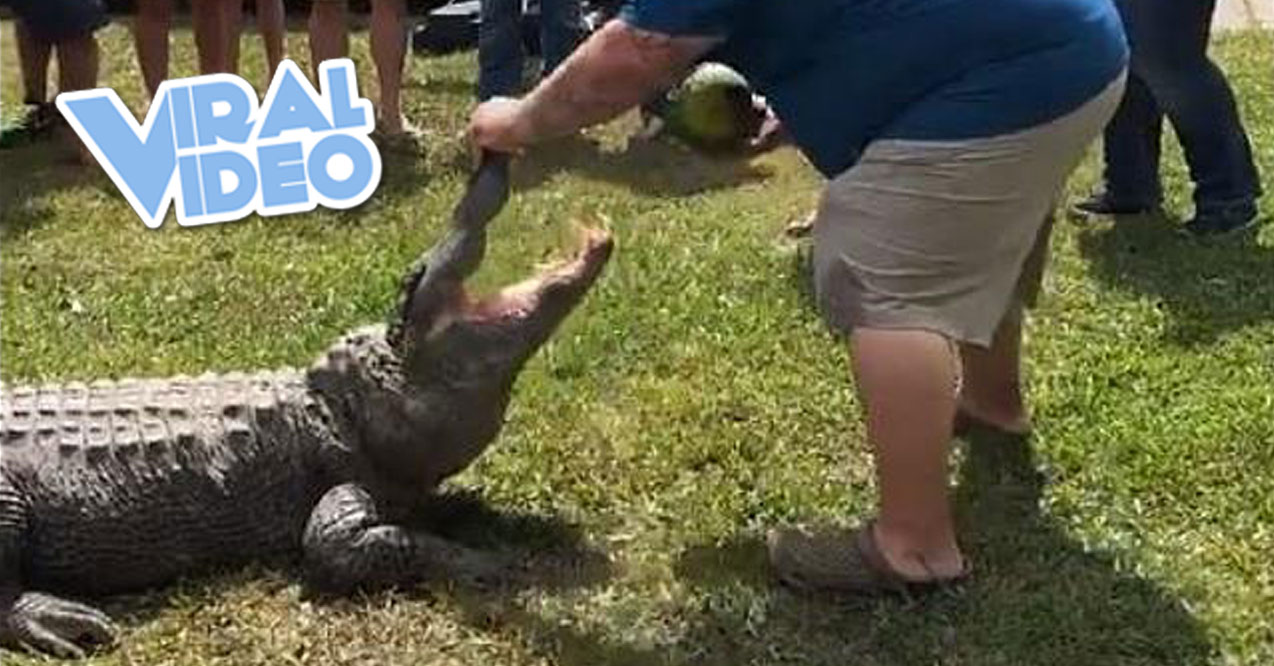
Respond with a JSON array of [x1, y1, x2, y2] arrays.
[[256, 0, 286, 79], [478, 0, 524, 100], [370, 0, 409, 134], [132, 0, 171, 103], [15, 20, 52, 104], [308, 0, 349, 82]]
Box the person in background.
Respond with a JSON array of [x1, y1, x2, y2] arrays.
[[228, 0, 288, 86], [308, 0, 417, 143], [470, 0, 1128, 594], [0, 0, 107, 161], [1073, 0, 1262, 236], [477, 0, 583, 101], [133, 0, 286, 105]]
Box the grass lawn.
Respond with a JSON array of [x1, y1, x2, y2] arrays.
[[2, 19, 1273, 666]]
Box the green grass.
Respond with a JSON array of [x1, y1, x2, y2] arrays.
[[3, 20, 1273, 666]]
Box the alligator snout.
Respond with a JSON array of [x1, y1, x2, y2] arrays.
[[461, 226, 614, 324]]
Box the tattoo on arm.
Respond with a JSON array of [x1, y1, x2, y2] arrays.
[[518, 20, 721, 143]]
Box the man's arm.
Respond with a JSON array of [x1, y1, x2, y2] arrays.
[[470, 19, 721, 153]]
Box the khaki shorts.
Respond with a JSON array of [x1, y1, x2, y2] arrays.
[[812, 72, 1127, 348]]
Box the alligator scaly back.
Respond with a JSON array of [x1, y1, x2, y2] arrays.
[[1, 372, 344, 595]]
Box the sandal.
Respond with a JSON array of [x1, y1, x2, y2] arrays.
[[767, 519, 971, 596], [371, 116, 428, 155]]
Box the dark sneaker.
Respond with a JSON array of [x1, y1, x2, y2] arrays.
[[1182, 200, 1260, 237], [1070, 192, 1159, 218], [0, 102, 63, 149]]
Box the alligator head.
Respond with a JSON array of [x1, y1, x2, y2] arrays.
[[308, 153, 614, 494]]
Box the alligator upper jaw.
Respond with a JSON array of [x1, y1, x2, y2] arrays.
[[459, 226, 614, 323]]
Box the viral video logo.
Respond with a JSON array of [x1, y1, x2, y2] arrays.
[[56, 59, 383, 229]]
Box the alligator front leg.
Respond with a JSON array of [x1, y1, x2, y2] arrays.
[[301, 483, 512, 595], [1, 481, 115, 658], [1, 593, 116, 659]]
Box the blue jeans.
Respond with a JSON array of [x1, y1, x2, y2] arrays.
[[1103, 0, 1262, 212], [478, 0, 583, 100]]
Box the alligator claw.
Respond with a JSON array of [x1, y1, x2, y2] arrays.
[[3, 592, 117, 658]]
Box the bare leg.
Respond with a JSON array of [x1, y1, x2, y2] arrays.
[[15, 21, 52, 104], [55, 35, 99, 93], [851, 328, 966, 580], [224, 0, 243, 75], [256, 0, 287, 78], [957, 306, 1031, 433], [370, 0, 408, 133], [192, 0, 232, 74], [54, 35, 100, 164], [133, 0, 171, 103], [308, 0, 349, 82]]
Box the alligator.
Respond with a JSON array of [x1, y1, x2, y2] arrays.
[[0, 153, 615, 659]]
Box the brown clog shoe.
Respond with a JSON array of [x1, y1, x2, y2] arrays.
[[767, 520, 971, 597]]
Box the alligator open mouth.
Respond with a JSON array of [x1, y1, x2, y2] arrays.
[[459, 226, 614, 323]]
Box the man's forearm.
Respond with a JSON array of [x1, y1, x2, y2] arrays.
[[515, 20, 719, 144]]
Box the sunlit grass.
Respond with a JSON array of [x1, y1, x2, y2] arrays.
[[2, 20, 1272, 666]]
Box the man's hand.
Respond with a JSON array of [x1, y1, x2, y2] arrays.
[[748, 106, 791, 155], [469, 97, 532, 156], [465, 19, 720, 160]]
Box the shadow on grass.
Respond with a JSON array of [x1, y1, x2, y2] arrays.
[[86, 488, 611, 646], [370, 145, 436, 201], [465, 433, 1215, 665], [0, 141, 120, 240], [415, 489, 616, 595], [1076, 212, 1274, 345]]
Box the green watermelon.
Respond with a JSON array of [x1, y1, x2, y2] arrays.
[[662, 63, 765, 152]]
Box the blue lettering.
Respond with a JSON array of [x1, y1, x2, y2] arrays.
[[258, 65, 334, 140], [58, 92, 177, 225], [192, 80, 254, 147], [199, 151, 257, 215], [258, 142, 308, 208], [57, 58, 383, 228], [323, 61, 368, 130], [170, 85, 197, 150], [308, 134, 374, 202], [178, 154, 204, 217]]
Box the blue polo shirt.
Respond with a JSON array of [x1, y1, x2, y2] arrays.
[[620, 0, 1129, 177]]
